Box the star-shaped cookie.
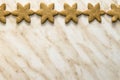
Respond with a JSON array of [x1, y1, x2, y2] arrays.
[[107, 4, 120, 22], [59, 3, 81, 24], [0, 3, 10, 23], [36, 3, 58, 24], [83, 3, 105, 23], [12, 3, 34, 23]]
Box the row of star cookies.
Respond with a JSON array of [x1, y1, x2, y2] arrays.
[[0, 3, 119, 24]]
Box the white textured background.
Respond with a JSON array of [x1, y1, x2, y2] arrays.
[[0, 0, 120, 80]]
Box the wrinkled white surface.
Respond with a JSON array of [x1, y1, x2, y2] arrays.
[[0, 0, 120, 80]]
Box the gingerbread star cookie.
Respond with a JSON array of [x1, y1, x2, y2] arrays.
[[107, 4, 120, 22], [59, 3, 81, 24], [0, 3, 10, 23], [36, 3, 58, 24], [83, 3, 105, 23], [12, 3, 34, 23]]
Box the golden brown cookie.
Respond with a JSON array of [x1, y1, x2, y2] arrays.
[[59, 3, 81, 24], [83, 3, 105, 23], [0, 3, 10, 23], [107, 4, 120, 22], [12, 3, 34, 23], [36, 3, 58, 24]]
